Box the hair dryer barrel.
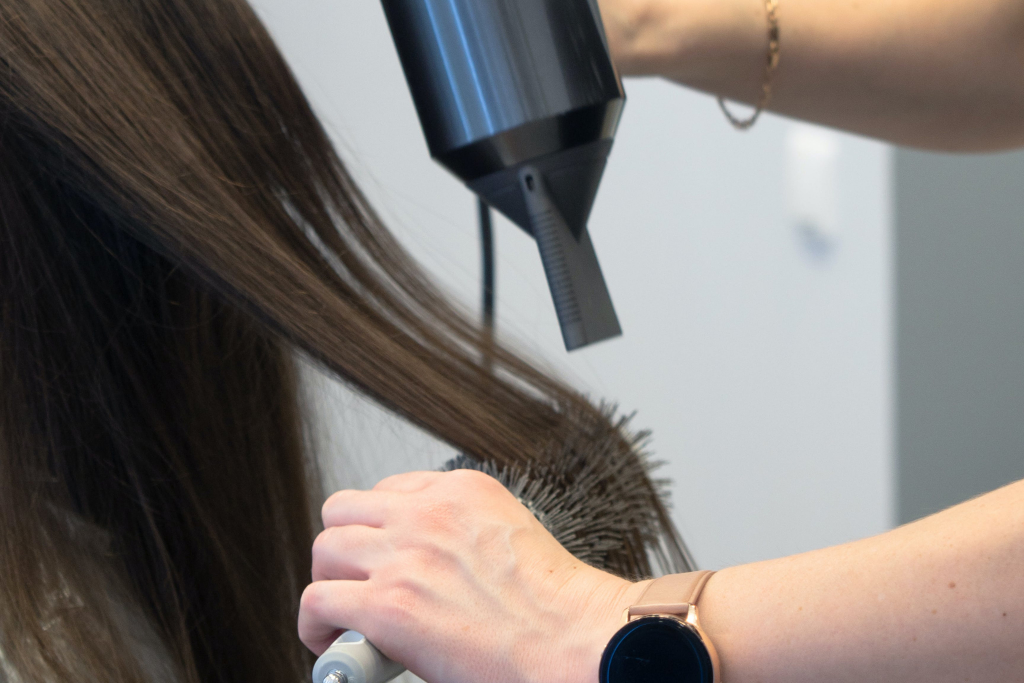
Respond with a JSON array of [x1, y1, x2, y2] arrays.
[[382, 0, 625, 350]]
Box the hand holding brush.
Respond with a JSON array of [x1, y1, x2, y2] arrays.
[[299, 468, 654, 683]]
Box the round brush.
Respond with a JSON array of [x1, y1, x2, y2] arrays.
[[312, 409, 695, 683]]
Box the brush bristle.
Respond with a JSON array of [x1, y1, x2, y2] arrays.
[[442, 405, 695, 579]]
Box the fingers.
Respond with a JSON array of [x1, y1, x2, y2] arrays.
[[312, 525, 388, 582], [322, 489, 397, 528], [299, 580, 367, 655], [321, 472, 441, 527]]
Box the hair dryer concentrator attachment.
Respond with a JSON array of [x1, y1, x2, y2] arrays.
[[312, 631, 404, 683], [518, 167, 621, 350]]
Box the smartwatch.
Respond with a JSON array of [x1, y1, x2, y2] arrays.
[[599, 570, 720, 683]]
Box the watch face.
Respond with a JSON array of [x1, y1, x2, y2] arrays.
[[599, 616, 714, 683]]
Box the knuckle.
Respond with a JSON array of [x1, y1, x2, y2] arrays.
[[373, 472, 407, 491], [321, 490, 351, 520], [310, 528, 337, 565], [300, 582, 327, 618], [378, 577, 422, 622], [448, 467, 489, 485], [410, 542, 455, 574], [451, 468, 503, 496]]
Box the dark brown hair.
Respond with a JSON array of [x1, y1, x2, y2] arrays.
[[0, 1, 688, 682]]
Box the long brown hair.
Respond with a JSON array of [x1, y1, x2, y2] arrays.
[[0, 1, 688, 682]]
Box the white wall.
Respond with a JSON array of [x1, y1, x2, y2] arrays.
[[254, 0, 894, 570]]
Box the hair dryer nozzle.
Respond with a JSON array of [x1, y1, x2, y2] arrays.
[[518, 166, 621, 351], [465, 140, 622, 351]]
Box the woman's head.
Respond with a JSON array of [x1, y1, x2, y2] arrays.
[[0, 1, 687, 681]]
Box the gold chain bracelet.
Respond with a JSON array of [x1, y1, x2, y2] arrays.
[[718, 0, 780, 130]]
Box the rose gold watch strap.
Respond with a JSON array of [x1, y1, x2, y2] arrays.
[[628, 570, 716, 619]]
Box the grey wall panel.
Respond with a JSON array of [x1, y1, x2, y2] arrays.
[[895, 149, 1024, 523]]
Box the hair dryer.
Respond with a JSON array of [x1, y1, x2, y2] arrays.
[[383, 0, 625, 351]]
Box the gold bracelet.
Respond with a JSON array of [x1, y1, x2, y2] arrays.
[[718, 0, 780, 130]]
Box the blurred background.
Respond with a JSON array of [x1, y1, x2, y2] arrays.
[[252, 0, 1024, 571]]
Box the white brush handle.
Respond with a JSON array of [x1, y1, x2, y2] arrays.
[[312, 631, 406, 683]]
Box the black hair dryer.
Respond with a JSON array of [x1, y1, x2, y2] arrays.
[[382, 0, 624, 351]]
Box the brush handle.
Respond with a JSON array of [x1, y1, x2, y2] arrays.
[[312, 631, 405, 683]]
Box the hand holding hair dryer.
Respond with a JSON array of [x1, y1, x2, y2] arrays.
[[383, 0, 625, 350]]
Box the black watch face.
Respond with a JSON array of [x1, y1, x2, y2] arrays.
[[599, 616, 714, 683]]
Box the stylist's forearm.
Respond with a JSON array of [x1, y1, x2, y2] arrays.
[[692, 479, 1024, 683], [601, 0, 1024, 151]]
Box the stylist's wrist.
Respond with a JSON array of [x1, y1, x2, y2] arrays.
[[599, 0, 662, 75], [600, 0, 772, 93], [568, 577, 653, 683], [600, 0, 722, 79]]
